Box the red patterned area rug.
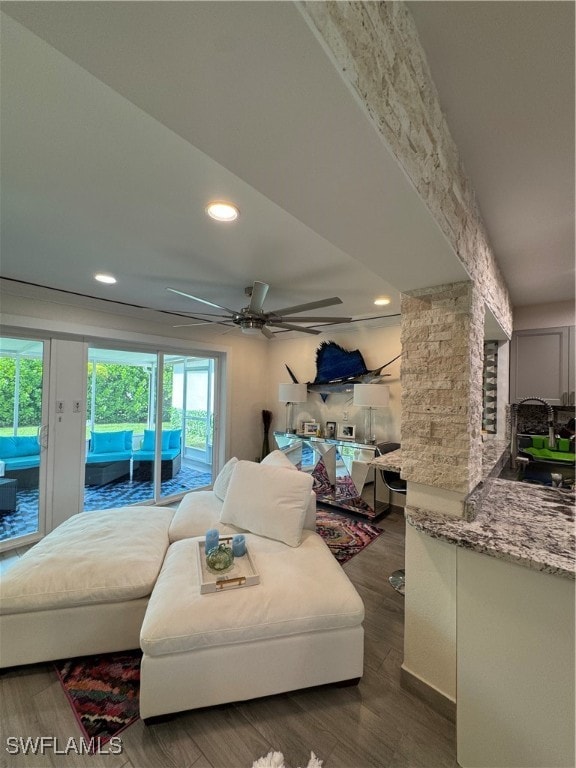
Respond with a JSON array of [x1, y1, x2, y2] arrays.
[[54, 650, 141, 749], [316, 509, 383, 565]]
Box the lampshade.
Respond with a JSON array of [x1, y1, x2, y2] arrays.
[[278, 383, 308, 403], [353, 383, 389, 408]]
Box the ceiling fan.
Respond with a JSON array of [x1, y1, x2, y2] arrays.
[[167, 281, 352, 338]]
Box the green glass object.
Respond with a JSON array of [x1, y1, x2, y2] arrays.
[[206, 544, 234, 571]]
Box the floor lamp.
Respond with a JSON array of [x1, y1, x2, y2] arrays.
[[278, 383, 308, 433], [353, 383, 389, 444]]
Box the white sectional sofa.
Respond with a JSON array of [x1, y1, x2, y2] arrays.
[[0, 451, 365, 719], [0, 506, 175, 668]]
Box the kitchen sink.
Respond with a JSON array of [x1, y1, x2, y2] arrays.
[[499, 458, 575, 489]]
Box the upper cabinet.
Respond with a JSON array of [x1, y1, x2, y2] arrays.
[[510, 326, 574, 405]]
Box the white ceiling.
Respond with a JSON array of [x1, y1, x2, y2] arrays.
[[408, 0, 575, 309], [0, 1, 573, 340]]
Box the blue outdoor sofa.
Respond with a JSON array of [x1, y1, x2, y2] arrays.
[[85, 430, 134, 486], [1, 429, 183, 490], [132, 429, 182, 481], [0, 436, 41, 489]]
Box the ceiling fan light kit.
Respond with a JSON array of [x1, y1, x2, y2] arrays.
[[167, 281, 352, 338]]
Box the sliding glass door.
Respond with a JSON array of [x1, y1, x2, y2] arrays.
[[83, 346, 217, 511], [0, 336, 49, 547]]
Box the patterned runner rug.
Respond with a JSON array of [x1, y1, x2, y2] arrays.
[[315, 508, 383, 564], [54, 650, 142, 750]]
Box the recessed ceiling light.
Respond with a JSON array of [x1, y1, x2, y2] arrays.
[[374, 296, 391, 306], [205, 201, 239, 222], [94, 273, 117, 284]]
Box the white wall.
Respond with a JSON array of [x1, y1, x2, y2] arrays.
[[513, 301, 575, 330], [266, 322, 402, 446], [403, 525, 457, 703]]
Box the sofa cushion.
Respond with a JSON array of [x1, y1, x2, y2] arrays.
[[220, 461, 313, 547], [213, 456, 238, 501], [85, 450, 132, 464], [4, 455, 41, 470], [132, 448, 180, 462], [142, 430, 172, 452], [0, 436, 40, 459], [169, 490, 242, 542], [169, 486, 317, 543], [168, 429, 181, 449], [261, 450, 296, 470], [0, 507, 175, 614], [91, 431, 126, 454], [140, 532, 365, 656]]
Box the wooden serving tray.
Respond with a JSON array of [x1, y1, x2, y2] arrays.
[[196, 537, 260, 594]]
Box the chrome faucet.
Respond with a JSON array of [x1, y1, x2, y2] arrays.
[[511, 396, 556, 469]]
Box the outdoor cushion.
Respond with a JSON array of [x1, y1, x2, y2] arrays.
[[2, 455, 41, 470], [220, 460, 313, 547], [0, 507, 174, 614], [0, 436, 40, 459], [91, 431, 126, 454], [142, 430, 172, 452], [132, 448, 180, 461], [140, 532, 365, 656], [85, 450, 132, 464], [213, 456, 238, 501], [168, 429, 181, 449]]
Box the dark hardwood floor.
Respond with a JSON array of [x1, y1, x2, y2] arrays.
[[0, 508, 458, 768]]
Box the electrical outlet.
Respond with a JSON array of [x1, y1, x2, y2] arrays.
[[342, 410, 348, 421], [73, 401, 81, 413], [56, 400, 64, 414]]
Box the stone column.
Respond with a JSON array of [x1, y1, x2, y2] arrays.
[[401, 281, 484, 514]]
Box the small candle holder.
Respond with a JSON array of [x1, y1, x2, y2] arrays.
[[204, 528, 219, 554], [232, 534, 246, 557]]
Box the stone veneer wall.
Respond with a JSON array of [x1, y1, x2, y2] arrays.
[[401, 282, 484, 493], [300, 1, 513, 496]]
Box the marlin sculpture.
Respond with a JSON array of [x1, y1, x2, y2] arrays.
[[285, 341, 401, 399]]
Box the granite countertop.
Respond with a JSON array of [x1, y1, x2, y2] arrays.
[[369, 439, 508, 480], [371, 438, 575, 579], [369, 449, 402, 474], [406, 479, 575, 579]]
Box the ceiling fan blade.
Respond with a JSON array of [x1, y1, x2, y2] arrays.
[[172, 319, 235, 328], [167, 287, 237, 315], [268, 315, 352, 324], [273, 322, 321, 335], [269, 297, 343, 316], [248, 281, 269, 314], [261, 325, 275, 339], [176, 311, 235, 319]]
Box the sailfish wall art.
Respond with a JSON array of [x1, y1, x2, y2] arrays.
[[285, 341, 400, 400]]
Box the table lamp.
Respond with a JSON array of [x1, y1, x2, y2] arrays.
[[278, 383, 308, 433], [353, 383, 389, 444]]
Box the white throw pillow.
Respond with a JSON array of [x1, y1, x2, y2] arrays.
[[220, 461, 313, 547], [212, 457, 238, 501], [261, 450, 296, 471]]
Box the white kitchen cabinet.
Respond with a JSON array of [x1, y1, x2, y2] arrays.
[[457, 549, 574, 768], [510, 326, 574, 405]]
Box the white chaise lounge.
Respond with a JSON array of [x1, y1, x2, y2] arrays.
[[0, 506, 174, 668]]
